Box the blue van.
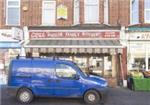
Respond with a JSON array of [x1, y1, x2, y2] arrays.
[[7, 58, 108, 104]]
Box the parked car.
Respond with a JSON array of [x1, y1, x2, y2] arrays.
[[7, 58, 108, 104]]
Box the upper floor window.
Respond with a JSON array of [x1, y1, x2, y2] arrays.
[[130, 0, 139, 24], [6, 0, 20, 25], [42, 0, 56, 25], [84, 0, 99, 23], [74, 0, 80, 25], [145, 0, 150, 23]]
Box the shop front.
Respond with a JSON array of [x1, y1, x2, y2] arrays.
[[126, 27, 150, 71], [24, 26, 127, 87], [0, 28, 23, 84], [0, 29, 22, 71]]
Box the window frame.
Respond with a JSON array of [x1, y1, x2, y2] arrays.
[[130, 0, 139, 25], [42, 0, 56, 26], [55, 63, 77, 80], [104, 0, 109, 24], [74, 0, 80, 25], [145, 9, 150, 23], [84, 0, 100, 24], [144, 0, 150, 23], [6, 0, 20, 26]]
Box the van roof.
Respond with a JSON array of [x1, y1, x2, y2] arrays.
[[12, 57, 75, 64]]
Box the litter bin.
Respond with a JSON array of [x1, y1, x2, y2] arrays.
[[133, 78, 150, 91], [127, 76, 133, 90]]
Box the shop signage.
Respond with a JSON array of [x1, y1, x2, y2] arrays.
[[29, 31, 120, 39], [0, 28, 23, 48], [0, 28, 23, 41], [0, 29, 14, 41], [0, 42, 21, 48], [12, 27, 23, 40], [128, 32, 150, 40], [57, 4, 68, 19], [141, 33, 150, 39]]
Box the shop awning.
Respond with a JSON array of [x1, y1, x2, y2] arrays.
[[0, 42, 21, 49], [24, 40, 124, 54], [126, 26, 150, 32]]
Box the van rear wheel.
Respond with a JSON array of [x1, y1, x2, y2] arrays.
[[16, 88, 34, 104], [84, 90, 101, 105]]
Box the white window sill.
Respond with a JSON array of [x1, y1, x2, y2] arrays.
[[83, 22, 100, 24], [5, 24, 20, 26], [144, 21, 150, 24], [40, 24, 56, 26]]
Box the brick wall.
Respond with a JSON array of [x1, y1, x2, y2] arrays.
[[56, 0, 73, 26], [100, 0, 104, 24], [80, 0, 84, 24], [0, 0, 2, 28], [139, 0, 144, 24], [0, 0, 146, 28], [109, 0, 119, 25], [21, 0, 42, 26], [121, 47, 127, 80], [0, 0, 4, 28], [118, 0, 130, 26]]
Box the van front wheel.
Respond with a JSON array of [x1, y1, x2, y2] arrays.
[[84, 90, 100, 105], [16, 88, 34, 104]]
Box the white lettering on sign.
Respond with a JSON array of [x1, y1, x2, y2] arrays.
[[29, 31, 120, 39], [129, 32, 150, 40], [0, 30, 16, 41], [141, 33, 150, 39]]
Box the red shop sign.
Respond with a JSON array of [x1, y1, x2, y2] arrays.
[[29, 31, 120, 39]]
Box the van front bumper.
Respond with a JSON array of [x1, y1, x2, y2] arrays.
[[7, 86, 19, 96]]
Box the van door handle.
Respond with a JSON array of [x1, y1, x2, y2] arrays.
[[56, 79, 60, 82], [15, 75, 31, 78], [48, 79, 51, 82]]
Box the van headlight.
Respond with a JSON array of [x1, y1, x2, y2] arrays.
[[101, 82, 108, 87]]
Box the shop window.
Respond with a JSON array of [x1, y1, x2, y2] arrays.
[[84, 0, 99, 23], [145, 0, 150, 23], [104, 56, 112, 77], [130, 0, 139, 24], [74, 0, 80, 25], [133, 58, 145, 70], [6, 0, 20, 25], [75, 57, 87, 73], [42, 0, 56, 25], [89, 57, 104, 76]]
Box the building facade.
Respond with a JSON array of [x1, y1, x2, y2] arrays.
[[126, 26, 150, 71], [125, 0, 150, 72], [0, 0, 150, 87], [0, 0, 130, 28]]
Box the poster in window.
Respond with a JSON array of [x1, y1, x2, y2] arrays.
[[57, 4, 68, 20]]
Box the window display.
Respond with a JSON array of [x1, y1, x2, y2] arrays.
[[104, 56, 112, 77], [133, 58, 145, 70], [89, 57, 104, 76]]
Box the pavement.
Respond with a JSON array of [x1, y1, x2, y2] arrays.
[[0, 86, 150, 105]]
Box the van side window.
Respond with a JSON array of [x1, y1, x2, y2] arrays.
[[56, 64, 76, 79]]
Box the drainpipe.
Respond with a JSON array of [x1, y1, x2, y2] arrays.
[[19, 26, 29, 57], [20, 45, 26, 57]]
